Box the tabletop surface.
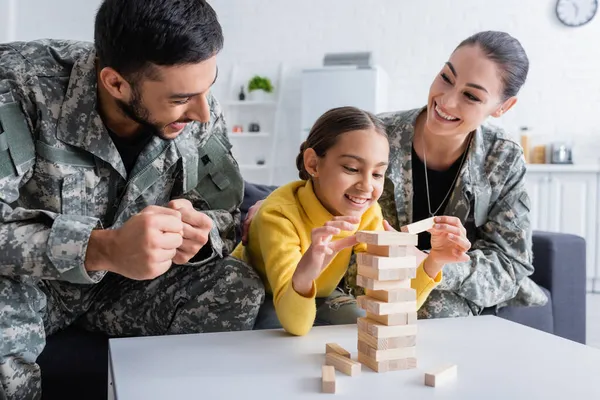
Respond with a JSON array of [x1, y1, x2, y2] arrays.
[[109, 316, 600, 399]]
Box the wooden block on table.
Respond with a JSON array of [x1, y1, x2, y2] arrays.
[[325, 352, 361, 376], [358, 265, 416, 281], [325, 343, 350, 358], [357, 317, 417, 338], [366, 244, 409, 257], [424, 364, 458, 387], [356, 231, 418, 246], [357, 253, 417, 269], [365, 288, 416, 303], [357, 340, 417, 361], [357, 296, 417, 316], [366, 311, 417, 326], [358, 330, 417, 350], [356, 275, 411, 291], [358, 352, 417, 372], [402, 217, 435, 234], [322, 365, 336, 393]]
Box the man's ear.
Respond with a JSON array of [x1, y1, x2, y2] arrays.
[[303, 148, 319, 177], [491, 96, 517, 118], [99, 67, 131, 101]]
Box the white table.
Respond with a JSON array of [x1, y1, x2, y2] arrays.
[[108, 316, 600, 399]]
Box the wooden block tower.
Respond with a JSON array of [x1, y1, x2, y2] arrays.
[[354, 230, 420, 373]]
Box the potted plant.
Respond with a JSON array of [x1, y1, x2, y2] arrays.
[[247, 75, 274, 101]]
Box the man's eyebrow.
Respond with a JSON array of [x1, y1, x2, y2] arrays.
[[168, 67, 219, 99]]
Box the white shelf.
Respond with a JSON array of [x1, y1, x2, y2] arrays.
[[222, 100, 276, 107], [229, 132, 270, 138]]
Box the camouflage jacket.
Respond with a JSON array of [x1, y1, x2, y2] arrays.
[[0, 40, 244, 285], [376, 108, 548, 315]]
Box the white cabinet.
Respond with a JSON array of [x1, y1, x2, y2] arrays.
[[524, 165, 600, 292]]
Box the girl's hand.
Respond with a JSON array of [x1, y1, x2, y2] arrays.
[[425, 216, 471, 277], [292, 216, 360, 295]]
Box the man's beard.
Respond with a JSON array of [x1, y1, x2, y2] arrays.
[[116, 86, 172, 140]]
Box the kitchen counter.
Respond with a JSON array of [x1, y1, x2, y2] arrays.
[[526, 164, 600, 173]]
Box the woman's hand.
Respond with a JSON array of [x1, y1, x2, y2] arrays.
[[241, 200, 264, 245], [292, 216, 359, 296], [426, 216, 471, 277], [383, 220, 427, 265]]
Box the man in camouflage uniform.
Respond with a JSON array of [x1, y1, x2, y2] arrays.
[[0, 1, 264, 399], [374, 108, 548, 318]]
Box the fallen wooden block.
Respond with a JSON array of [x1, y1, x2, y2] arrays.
[[357, 317, 417, 338], [358, 265, 416, 281], [366, 311, 417, 326], [366, 244, 409, 257], [322, 365, 336, 393], [325, 343, 350, 358], [365, 288, 416, 303], [357, 253, 417, 269], [358, 330, 417, 350], [424, 364, 458, 387], [356, 275, 411, 291], [357, 340, 417, 361], [402, 217, 435, 234], [325, 352, 361, 376], [357, 296, 417, 316], [357, 352, 417, 373], [356, 231, 418, 246]]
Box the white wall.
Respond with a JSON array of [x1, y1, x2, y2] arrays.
[[3, 0, 600, 184]]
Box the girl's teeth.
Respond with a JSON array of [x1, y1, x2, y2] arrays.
[[435, 104, 458, 121], [347, 195, 368, 204]]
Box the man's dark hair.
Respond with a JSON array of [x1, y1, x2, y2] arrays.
[[94, 0, 223, 80]]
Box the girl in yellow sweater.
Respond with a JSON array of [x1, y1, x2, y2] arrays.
[[232, 106, 469, 336]]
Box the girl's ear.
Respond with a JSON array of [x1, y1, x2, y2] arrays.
[[303, 148, 319, 178]]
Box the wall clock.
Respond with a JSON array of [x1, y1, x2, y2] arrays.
[[556, 0, 598, 27]]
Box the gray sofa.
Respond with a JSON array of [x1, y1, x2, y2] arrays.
[[37, 182, 587, 400]]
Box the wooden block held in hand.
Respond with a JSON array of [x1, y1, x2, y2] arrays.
[[357, 296, 417, 316], [424, 364, 458, 387], [358, 265, 416, 281], [325, 352, 361, 376], [358, 352, 417, 372], [358, 330, 417, 350], [357, 317, 417, 338], [322, 365, 336, 393], [366, 244, 409, 257], [357, 253, 417, 269], [365, 288, 416, 303], [356, 231, 418, 246], [325, 343, 350, 358], [356, 275, 411, 291], [402, 217, 435, 234]]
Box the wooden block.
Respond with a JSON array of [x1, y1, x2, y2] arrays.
[[366, 311, 417, 326], [357, 253, 416, 269], [325, 343, 350, 358], [356, 275, 411, 291], [365, 288, 416, 303], [356, 231, 418, 246], [358, 330, 417, 350], [325, 352, 361, 376], [358, 352, 417, 372], [322, 365, 336, 393], [358, 265, 416, 281], [366, 244, 409, 257], [357, 317, 417, 338], [424, 364, 458, 387], [357, 296, 417, 315], [357, 340, 417, 361], [402, 217, 435, 234]]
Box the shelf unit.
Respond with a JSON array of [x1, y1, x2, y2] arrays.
[[220, 64, 284, 186]]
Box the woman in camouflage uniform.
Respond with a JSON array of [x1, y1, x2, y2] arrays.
[[375, 30, 548, 318]]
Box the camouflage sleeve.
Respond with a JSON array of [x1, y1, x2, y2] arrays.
[[436, 146, 534, 308], [0, 48, 103, 284]]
